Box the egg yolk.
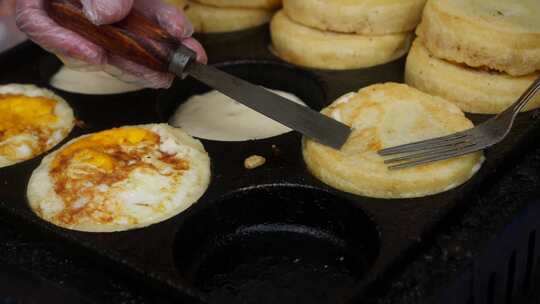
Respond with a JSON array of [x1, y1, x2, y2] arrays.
[[72, 149, 116, 172], [0, 94, 58, 141], [52, 128, 160, 170]]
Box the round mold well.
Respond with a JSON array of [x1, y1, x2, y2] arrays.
[[156, 60, 327, 142], [173, 185, 380, 304]]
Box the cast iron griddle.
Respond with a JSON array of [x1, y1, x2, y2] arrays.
[[0, 262, 90, 304], [1, 25, 540, 303]]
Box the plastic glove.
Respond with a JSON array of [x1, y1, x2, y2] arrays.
[[16, 0, 207, 89], [0, 0, 17, 16]]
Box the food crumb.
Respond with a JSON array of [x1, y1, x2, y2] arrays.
[[244, 155, 266, 170], [75, 119, 88, 128], [271, 144, 281, 156]]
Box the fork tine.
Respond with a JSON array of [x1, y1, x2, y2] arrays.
[[384, 142, 476, 164], [378, 133, 471, 156], [388, 145, 481, 170]]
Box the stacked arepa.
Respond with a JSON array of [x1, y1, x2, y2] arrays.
[[270, 0, 427, 70], [406, 0, 540, 114], [167, 0, 281, 33]]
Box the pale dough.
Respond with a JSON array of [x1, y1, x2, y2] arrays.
[[50, 66, 142, 95], [170, 88, 306, 141]]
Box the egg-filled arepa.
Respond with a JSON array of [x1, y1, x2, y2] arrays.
[[27, 124, 211, 232], [0, 84, 74, 168]]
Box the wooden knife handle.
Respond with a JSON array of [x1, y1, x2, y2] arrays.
[[47, 0, 178, 72]]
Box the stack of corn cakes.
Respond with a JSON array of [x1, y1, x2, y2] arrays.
[[270, 0, 427, 70], [406, 0, 540, 114]]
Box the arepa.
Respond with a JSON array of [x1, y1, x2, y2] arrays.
[[185, 1, 273, 33], [303, 83, 483, 199], [405, 40, 540, 114], [195, 0, 281, 9], [283, 0, 427, 35], [416, 0, 540, 76]]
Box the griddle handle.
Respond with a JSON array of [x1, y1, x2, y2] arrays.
[[47, 0, 178, 72]]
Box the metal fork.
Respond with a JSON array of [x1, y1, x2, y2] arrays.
[[378, 76, 540, 170]]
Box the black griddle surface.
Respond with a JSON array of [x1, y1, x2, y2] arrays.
[[2, 25, 540, 303], [1, 138, 540, 303]]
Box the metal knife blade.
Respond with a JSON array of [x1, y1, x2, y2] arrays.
[[169, 47, 352, 150]]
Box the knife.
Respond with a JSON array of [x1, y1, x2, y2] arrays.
[[47, 0, 351, 149]]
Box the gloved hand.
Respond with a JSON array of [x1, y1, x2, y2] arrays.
[[16, 0, 207, 89]]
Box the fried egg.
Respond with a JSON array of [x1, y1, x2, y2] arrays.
[[302, 83, 484, 199], [0, 84, 75, 168], [27, 124, 211, 232]]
